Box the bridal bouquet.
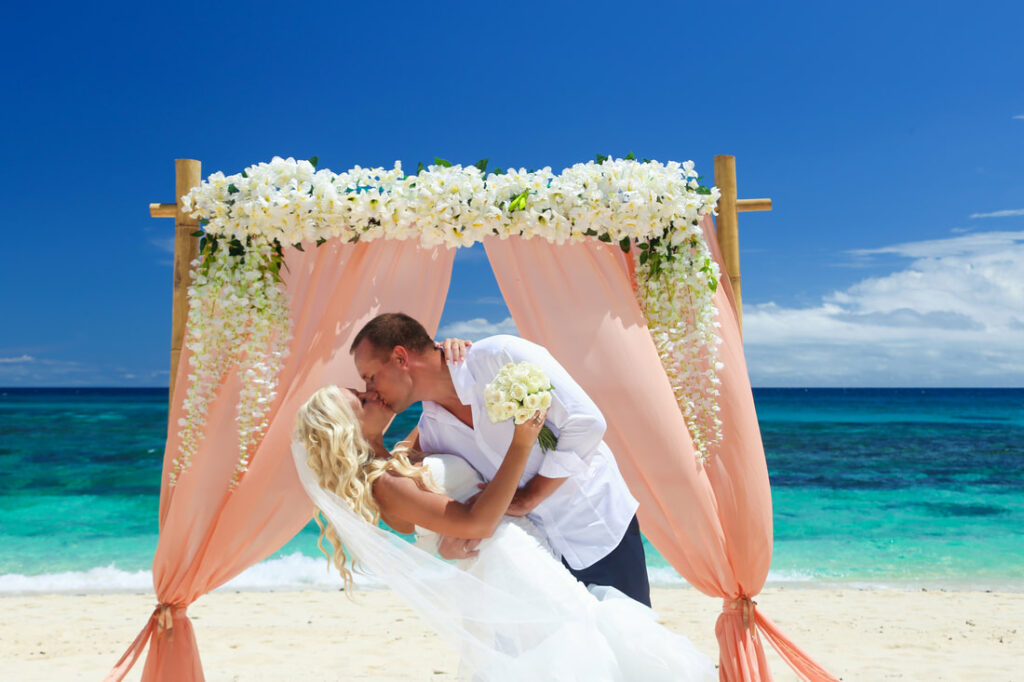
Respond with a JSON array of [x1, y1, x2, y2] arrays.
[[484, 362, 558, 452]]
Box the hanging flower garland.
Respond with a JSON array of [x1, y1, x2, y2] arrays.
[[636, 235, 723, 463], [171, 237, 290, 488], [174, 155, 723, 488]]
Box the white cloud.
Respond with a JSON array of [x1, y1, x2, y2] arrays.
[[969, 209, 1024, 219], [743, 231, 1024, 386], [150, 237, 175, 253], [0, 355, 34, 363], [437, 316, 519, 341], [1014, 115, 1024, 120]]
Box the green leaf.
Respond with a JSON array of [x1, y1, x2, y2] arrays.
[[637, 242, 649, 250], [598, 233, 612, 243], [492, 167, 504, 175], [434, 157, 452, 167], [538, 425, 559, 453], [507, 189, 529, 212], [625, 151, 636, 160], [583, 229, 598, 237], [641, 157, 651, 163], [241, 170, 248, 178], [315, 237, 327, 247], [474, 158, 489, 173], [416, 161, 426, 174], [639, 251, 648, 266], [293, 242, 304, 252], [619, 236, 631, 253], [227, 184, 239, 194], [596, 154, 609, 164], [309, 156, 319, 169], [190, 230, 204, 237]]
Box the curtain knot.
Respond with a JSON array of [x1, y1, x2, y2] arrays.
[[153, 603, 186, 639], [723, 595, 757, 628]]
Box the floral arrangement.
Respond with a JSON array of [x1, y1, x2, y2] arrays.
[[484, 361, 558, 452], [174, 155, 723, 488], [636, 238, 723, 462], [171, 238, 290, 488]]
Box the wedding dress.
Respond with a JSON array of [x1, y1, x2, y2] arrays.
[[292, 443, 715, 681]]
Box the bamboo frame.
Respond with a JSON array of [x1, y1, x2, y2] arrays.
[[150, 203, 176, 218], [713, 155, 772, 332], [152, 156, 770, 399], [150, 160, 201, 403]]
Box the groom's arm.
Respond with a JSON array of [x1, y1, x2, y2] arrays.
[[504, 474, 567, 516], [471, 473, 568, 517]]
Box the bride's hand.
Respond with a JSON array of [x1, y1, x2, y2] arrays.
[[438, 535, 481, 560], [437, 337, 472, 363], [511, 408, 548, 449]]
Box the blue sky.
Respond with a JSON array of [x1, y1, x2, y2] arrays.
[[1, 1, 1021, 387]]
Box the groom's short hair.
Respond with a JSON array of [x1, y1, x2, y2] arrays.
[[351, 313, 434, 357]]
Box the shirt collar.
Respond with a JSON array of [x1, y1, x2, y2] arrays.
[[448, 360, 477, 406]]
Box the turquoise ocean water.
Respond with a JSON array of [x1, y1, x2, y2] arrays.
[[1, 388, 1021, 593]]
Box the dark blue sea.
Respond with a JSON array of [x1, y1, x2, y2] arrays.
[[1, 387, 1021, 592]]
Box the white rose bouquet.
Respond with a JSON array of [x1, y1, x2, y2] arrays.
[[484, 361, 558, 452]]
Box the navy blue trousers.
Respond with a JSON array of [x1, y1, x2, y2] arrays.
[[563, 515, 651, 607]]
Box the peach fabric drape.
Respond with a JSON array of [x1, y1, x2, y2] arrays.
[[484, 221, 837, 682], [105, 239, 455, 682]]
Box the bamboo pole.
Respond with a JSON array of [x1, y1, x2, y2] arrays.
[[737, 198, 772, 212], [169, 160, 201, 404], [150, 203, 176, 218], [713, 155, 742, 330]]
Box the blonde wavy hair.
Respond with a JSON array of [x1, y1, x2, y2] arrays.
[[293, 385, 435, 590]]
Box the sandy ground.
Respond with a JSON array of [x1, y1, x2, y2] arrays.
[[2, 587, 1021, 681]]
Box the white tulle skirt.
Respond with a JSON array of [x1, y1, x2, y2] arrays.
[[413, 455, 716, 682]]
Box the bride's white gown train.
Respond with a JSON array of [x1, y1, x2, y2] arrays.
[[413, 454, 716, 682], [291, 442, 715, 681]]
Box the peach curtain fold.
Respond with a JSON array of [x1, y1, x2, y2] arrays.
[[484, 223, 836, 682], [106, 239, 455, 682]]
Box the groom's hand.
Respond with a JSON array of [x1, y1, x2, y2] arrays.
[[438, 535, 481, 560], [471, 483, 534, 517]]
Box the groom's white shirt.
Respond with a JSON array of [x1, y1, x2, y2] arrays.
[[416, 335, 638, 570]]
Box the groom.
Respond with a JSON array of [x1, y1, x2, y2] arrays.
[[351, 312, 651, 606]]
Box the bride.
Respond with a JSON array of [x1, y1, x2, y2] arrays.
[[292, 381, 715, 681]]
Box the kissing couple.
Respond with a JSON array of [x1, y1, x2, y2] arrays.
[[292, 312, 714, 680]]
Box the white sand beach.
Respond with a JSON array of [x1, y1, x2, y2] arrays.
[[3, 587, 1021, 681]]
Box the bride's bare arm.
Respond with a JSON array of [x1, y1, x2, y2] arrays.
[[374, 410, 546, 539]]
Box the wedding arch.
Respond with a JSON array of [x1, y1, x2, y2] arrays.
[[106, 155, 836, 681]]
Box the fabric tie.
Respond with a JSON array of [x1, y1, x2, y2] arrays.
[[724, 596, 757, 629], [154, 603, 184, 639]]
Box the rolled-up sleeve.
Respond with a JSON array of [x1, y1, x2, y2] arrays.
[[536, 383, 607, 477], [495, 339, 609, 478]]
